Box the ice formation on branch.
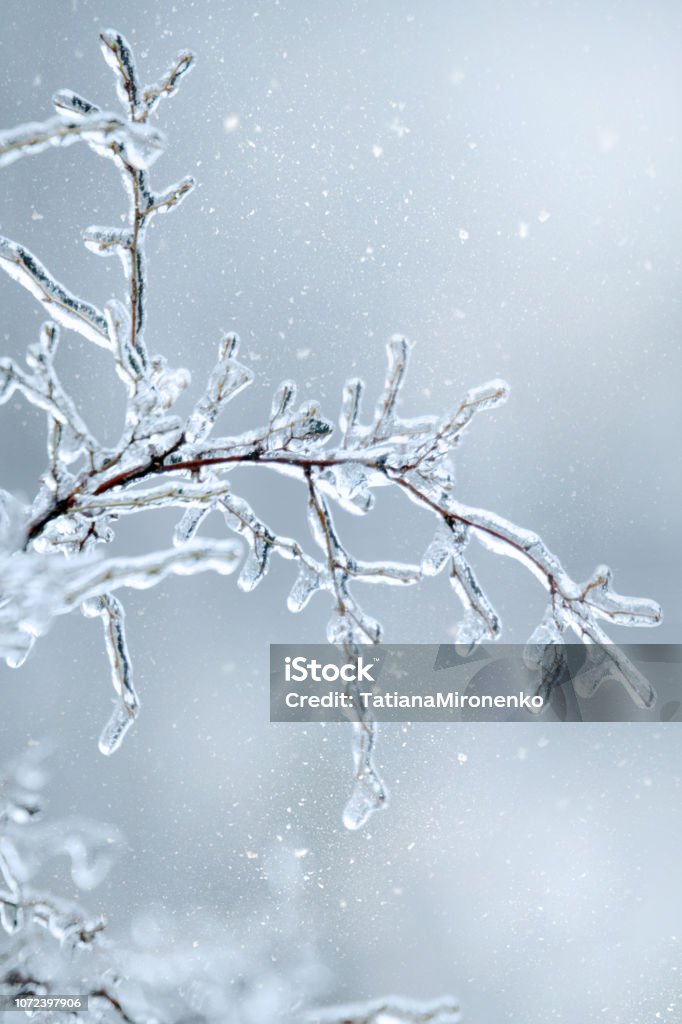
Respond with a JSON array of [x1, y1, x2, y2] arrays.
[[308, 999, 462, 1024], [0, 30, 662, 830]]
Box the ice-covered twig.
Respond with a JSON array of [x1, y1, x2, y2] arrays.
[[185, 332, 253, 442], [142, 50, 195, 117], [63, 540, 241, 608], [308, 997, 462, 1024], [82, 594, 140, 756], [1, 323, 98, 483], [0, 112, 164, 170], [0, 238, 110, 347], [99, 30, 142, 118], [0, 29, 662, 830]]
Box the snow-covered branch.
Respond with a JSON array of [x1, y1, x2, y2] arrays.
[[0, 29, 662, 832], [308, 999, 462, 1024]]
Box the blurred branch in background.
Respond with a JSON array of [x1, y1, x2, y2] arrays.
[[0, 747, 307, 1022], [1, 747, 457, 1023]]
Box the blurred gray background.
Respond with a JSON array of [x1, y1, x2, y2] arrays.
[[0, 1, 680, 1021]]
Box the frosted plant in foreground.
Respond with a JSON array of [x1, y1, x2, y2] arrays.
[[0, 30, 662, 830], [0, 747, 342, 1022], [1, 748, 457, 1023]]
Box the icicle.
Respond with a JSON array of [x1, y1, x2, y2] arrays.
[[449, 549, 500, 644], [98, 703, 135, 756], [339, 377, 364, 446], [421, 522, 468, 576], [573, 641, 656, 709], [4, 629, 36, 670], [326, 607, 381, 645], [0, 900, 23, 935], [238, 535, 273, 592], [319, 464, 374, 516], [421, 531, 452, 576], [450, 609, 487, 656], [173, 505, 211, 545], [287, 564, 322, 613], [524, 610, 563, 662], [523, 609, 566, 708], [342, 720, 388, 831], [82, 594, 140, 756]]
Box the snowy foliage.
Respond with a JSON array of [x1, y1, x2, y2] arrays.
[[0, 747, 295, 1021], [0, 31, 662, 831], [1, 747, 456, 1023]]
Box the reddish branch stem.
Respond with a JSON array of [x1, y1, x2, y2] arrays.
[[26, 444, 563, 603]]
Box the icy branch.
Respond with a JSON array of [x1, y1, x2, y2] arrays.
[[82, 594, 140, 756], [0, 238, 110, 347], [0, 111, 163, 170], [309, 998, 462, 1024], [0, 29, 663, 832], [142, 50, 195, 117]]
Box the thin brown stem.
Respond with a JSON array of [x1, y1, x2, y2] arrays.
[[127, 166, 144, 350]]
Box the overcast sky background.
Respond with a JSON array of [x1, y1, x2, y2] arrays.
[[0, 2, 680, 1022]]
